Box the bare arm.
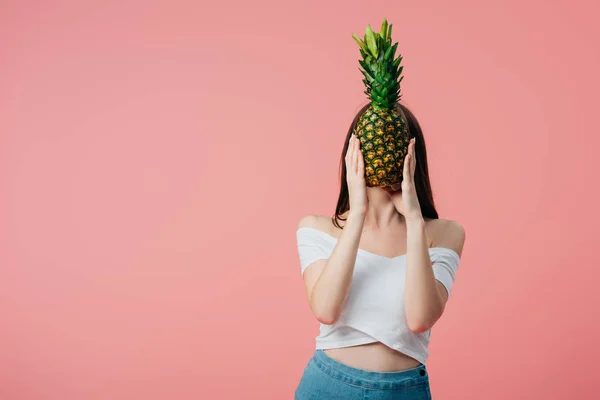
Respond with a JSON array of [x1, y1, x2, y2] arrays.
[[299, 212, 365, 325], [387, 137, 465, 333], [300, 134, 368, 325], [404, 218, 465, 333]]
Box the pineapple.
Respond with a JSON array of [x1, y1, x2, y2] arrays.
[[352, 19, 410, 187]]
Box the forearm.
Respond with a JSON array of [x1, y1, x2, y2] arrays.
[[310, 211, 365, 324], [403, 216, 444, 332]]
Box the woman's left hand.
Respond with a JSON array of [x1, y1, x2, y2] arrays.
[[383, 138, 423, 221]]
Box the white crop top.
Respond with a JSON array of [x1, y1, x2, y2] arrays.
[[296, 226, 461, 366]]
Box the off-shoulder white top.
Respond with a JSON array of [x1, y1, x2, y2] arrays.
[[296, 226, 461, 366]]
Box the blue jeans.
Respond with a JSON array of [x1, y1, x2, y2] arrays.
[[295, 350, 431, 399]]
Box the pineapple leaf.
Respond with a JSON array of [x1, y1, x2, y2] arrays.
[[360, 69, 375, 84], [359, 59, 371, 72], [395, 66, 404, 78], [352, 33, 369, 53], [385, 43, 398, 61], [365, 25, 378, 57], [384, 44, 393, 61], [386, 24, 393, 42], [381, 19, 388, 43]]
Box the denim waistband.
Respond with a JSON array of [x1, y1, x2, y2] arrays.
[[312, 349, 428, 390]]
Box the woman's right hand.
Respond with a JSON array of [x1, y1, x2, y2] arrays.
[[345, 134, 368, 216]]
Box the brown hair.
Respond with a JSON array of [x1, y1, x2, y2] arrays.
[[331, 102, 439, 229]]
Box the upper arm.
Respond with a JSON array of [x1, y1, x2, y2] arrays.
[[431, 219, 466, 304], [436, 280, 449, 304], [433, 219, 466, 257], [297, 216, 330, 303]]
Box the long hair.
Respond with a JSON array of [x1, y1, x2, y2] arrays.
[[331, 102, 439, 229]]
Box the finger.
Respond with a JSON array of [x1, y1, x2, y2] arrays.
[[352, 136, 359, 174], [357, 137, 365, 176], [410, 138, 416, 180], [347, 135, 355, 158], [345, 135, 354, 169], [350, 135, 357, 175], [402, 151, 410, 183], [346, 135, 354, 157]]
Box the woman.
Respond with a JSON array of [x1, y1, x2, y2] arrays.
[[294, 102, 465, 399]]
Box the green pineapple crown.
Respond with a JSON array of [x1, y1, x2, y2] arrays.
[[352, 19, 403, 111]]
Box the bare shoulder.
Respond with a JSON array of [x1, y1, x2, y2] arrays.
[[297, 214, 334, 232], [427, 218, 466, 257]]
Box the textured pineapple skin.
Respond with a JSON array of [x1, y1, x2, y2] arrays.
[[355, 105, 411, 187]]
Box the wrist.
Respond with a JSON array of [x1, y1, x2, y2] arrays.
[[405, 213, 424, 226], [348, 209, 367, 222]]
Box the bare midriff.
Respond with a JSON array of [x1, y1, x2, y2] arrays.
[[324, 342, 422, 372]]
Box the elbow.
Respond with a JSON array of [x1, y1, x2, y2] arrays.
[[311, 304, 340, 325], [406, 316, 432, 334], [408, 321, 430, 334], [314, 310, 340, 325], [406, 299, 445, 333], [316, 315, 338, 325], [308, 287, 344, 325]]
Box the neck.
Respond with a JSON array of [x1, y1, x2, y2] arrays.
[[362, 187, 405, 231]]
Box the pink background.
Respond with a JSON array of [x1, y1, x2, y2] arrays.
[[2, 0, 599, 399]]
